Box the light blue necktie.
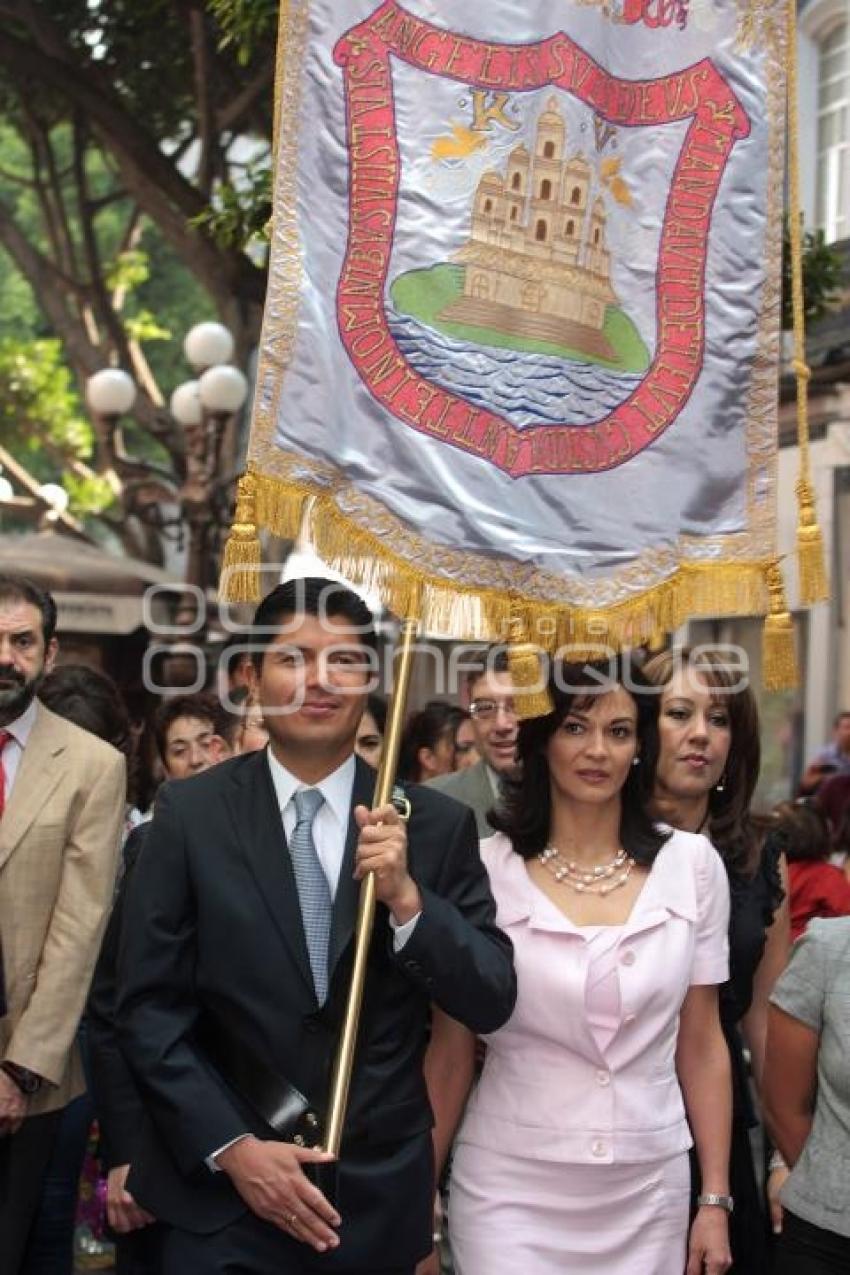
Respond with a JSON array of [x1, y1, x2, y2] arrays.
[[289, 788, 332, 1003]]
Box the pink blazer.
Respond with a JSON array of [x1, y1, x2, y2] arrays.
[[458, 829, 730, 1165]]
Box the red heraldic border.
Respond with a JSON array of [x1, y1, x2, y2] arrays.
[[334, 0, 751, 478]]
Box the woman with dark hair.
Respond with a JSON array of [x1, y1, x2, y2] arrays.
[[355, 693, 387, 769], [452, 709, 479, 772], [642, 647, 791, 1272], [397, 700, 461, 782], [448, 659, 733, 1275], [772, 801, 850, 940]]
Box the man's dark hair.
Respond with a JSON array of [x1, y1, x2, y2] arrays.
[[40, 664, 132, 757], [771, 800, 832, 863], [41, 664, 135, 804], [491, 657, 669, 867], [251, 577, 377, 670], [365, 693, 388, 737], [835, 711, 850, 728], [152, 693, 230, 761], [463, 645, 510, 698], [0, 574, 57, 645], [397, 700, 463, 782]]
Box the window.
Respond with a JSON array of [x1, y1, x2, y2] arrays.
[[483, 198, 493, 213], [510, 205, 519, 222], [535, 219, 548, 242], [511, 171, 522, 191], [543, 140, 555, 159], [816, 21, 849, 242], [540, 179, 552, 200], [471, 274, 490, 299], [593, 227, 601, 245], [570, 185, 582, 204], [565, 218, 576, 237]]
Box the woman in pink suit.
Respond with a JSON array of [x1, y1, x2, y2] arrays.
[[448, 658, 733, 1275]]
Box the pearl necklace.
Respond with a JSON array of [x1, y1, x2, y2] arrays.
[[538, 844, 636, 895]]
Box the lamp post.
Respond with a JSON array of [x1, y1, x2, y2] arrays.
[[86, 323, 249, 593], [85, 368, 137, 487], [171, 361, 248, 591]]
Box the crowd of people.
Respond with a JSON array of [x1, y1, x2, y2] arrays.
[[1, 570, 850, 1274]]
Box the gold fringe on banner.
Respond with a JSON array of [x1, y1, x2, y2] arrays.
[[508, 608, 554, 720], [219, 472, 263, 603], [221, 471, 784, 659], [785, 0, 829, 604], [762, 560, 798, 691]]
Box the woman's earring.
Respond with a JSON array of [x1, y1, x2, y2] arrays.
[[632, 755, 641, 767], [715, 773, 726, 793]]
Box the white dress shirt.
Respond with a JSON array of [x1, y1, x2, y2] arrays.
[[0, 697, 38, 797], [265, 746, 419, 943]]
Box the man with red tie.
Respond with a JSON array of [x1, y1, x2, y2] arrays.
[[0, 575, 126, 1273]]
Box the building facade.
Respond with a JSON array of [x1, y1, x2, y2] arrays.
[[441, 97, 619, 358]]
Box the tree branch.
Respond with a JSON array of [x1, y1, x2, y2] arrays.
[[218, 56, 275, 135], [189, 4, 216, 197]]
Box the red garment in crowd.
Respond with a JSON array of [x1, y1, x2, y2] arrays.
[[788, 859, 850, 940]]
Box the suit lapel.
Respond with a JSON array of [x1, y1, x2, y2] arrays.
[[327, 758, 375, 985], [224, 752, 315, 998], [0, 704, 65, 873]]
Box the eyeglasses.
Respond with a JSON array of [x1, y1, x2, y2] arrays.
[[469, 698, 517, 722]]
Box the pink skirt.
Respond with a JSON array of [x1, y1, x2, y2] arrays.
[[449, 1142, 690, 1275]]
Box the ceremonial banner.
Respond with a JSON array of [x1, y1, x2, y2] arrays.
[[230, 0, 792, 653]]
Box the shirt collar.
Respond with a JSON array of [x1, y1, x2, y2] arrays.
[[2, 697, 38, 748], [266, 748, 356, 827]]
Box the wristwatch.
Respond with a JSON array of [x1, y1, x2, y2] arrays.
[[697, 1193, 734, 1214], [1, 1061, 43, 1094]]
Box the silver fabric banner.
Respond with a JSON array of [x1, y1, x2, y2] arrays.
[[249, 0, 785, 624]]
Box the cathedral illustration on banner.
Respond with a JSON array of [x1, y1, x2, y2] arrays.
[[440, 97, 621, 359]]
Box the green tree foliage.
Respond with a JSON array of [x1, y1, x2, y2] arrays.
[[0, 336, 114, 516], [0, 0, 276, 570], [781, 220, 845, 330]]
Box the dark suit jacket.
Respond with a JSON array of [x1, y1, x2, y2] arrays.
[[115, 751, 515, 1267], [87, 822, 150, 1170]]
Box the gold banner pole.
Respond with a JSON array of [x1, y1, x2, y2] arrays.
[[324, 612, 421, 1156]]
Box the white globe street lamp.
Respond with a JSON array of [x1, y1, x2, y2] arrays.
[[184, 322, 234, 371], [86, 368, 137, 416], [37, 482, 70, 513], [198, 364, 249, 415], [0, 476, 13, 502], [170, 380, 203, 427]]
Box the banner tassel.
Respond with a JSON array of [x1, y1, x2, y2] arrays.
[[220, 472, 262, 603], [762, 561, 797, 691], [508, 611, 554, 720], [796, 475, 829, 605], [785, 0, 829, 606]]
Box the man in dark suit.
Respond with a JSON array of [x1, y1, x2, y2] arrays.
[[88, 692, 235, 1274], [116, 578, 516, 1274]]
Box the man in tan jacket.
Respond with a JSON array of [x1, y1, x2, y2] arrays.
[[0, 575, 126, 1272]]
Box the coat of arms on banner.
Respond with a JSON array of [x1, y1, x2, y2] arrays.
[[336, 10, 749, 476], [230, 0, 797, 655]]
